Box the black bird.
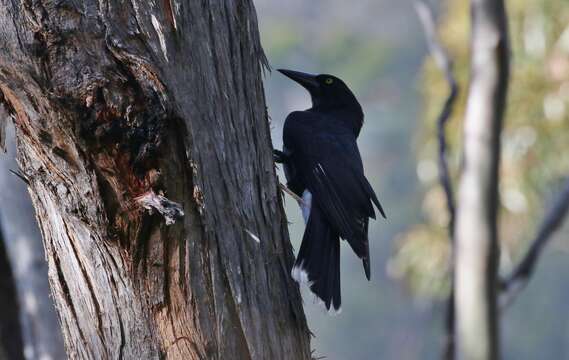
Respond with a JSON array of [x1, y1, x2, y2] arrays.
[[274, 69, 386, 314]]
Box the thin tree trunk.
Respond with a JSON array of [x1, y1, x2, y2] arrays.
[[0, 1, 310, 359], [0, 221, 25, 360], [413, 3, 459, 358], [454, 0, 509, 359], [0, 129, 66, 360]]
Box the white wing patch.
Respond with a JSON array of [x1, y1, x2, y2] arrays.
[[291, 261, 312, 286], [300, 190, 312, 223]]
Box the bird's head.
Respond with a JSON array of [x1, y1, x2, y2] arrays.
[[278, 69, 363, 116]]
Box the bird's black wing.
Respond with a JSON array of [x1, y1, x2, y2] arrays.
[[284, 111, 385, 278]]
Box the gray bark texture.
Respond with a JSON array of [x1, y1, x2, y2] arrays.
[[0, 1, 311, 359], [454, 0, 509, 359], [0, 129, 66, 360]]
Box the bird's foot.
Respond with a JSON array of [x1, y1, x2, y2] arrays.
[[273, 149, 287, 163]]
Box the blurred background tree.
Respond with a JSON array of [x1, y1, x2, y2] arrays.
[[392, 0, 569, 358], [258, 0, 569, 359]]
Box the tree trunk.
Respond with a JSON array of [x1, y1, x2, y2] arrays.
[[0, 1, 311, 359], [0, 129, 66, 360], [454, 0, 509, 359], [0, 221, 25, 360]]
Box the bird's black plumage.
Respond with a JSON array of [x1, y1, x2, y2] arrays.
[[275, 69, 385, 313]]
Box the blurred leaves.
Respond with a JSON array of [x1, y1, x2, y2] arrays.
[[395, 0, 569, 298], [389, 223, 451, 300]]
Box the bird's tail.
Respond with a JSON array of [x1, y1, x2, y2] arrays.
[[291, 204, 341, 314]]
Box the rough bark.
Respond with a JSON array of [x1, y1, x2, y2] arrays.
[[0, 1, 310, 359], [454, 0, 509, 359], [0, 222, 25, 360], [0, 129, 66, 360]]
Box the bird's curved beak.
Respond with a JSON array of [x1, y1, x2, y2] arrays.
[[278, 69, 320, 92]]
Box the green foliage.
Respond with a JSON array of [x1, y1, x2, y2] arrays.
[[393, 0, 569, 298]]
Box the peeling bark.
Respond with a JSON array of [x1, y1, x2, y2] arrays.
[[0, 1, 310, 359], [0, 130, 66, 360]]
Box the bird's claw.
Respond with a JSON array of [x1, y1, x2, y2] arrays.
[[273, 149, 287, 163]]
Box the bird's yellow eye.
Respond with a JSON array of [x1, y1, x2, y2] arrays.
[[325, 78, 334, 85]]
